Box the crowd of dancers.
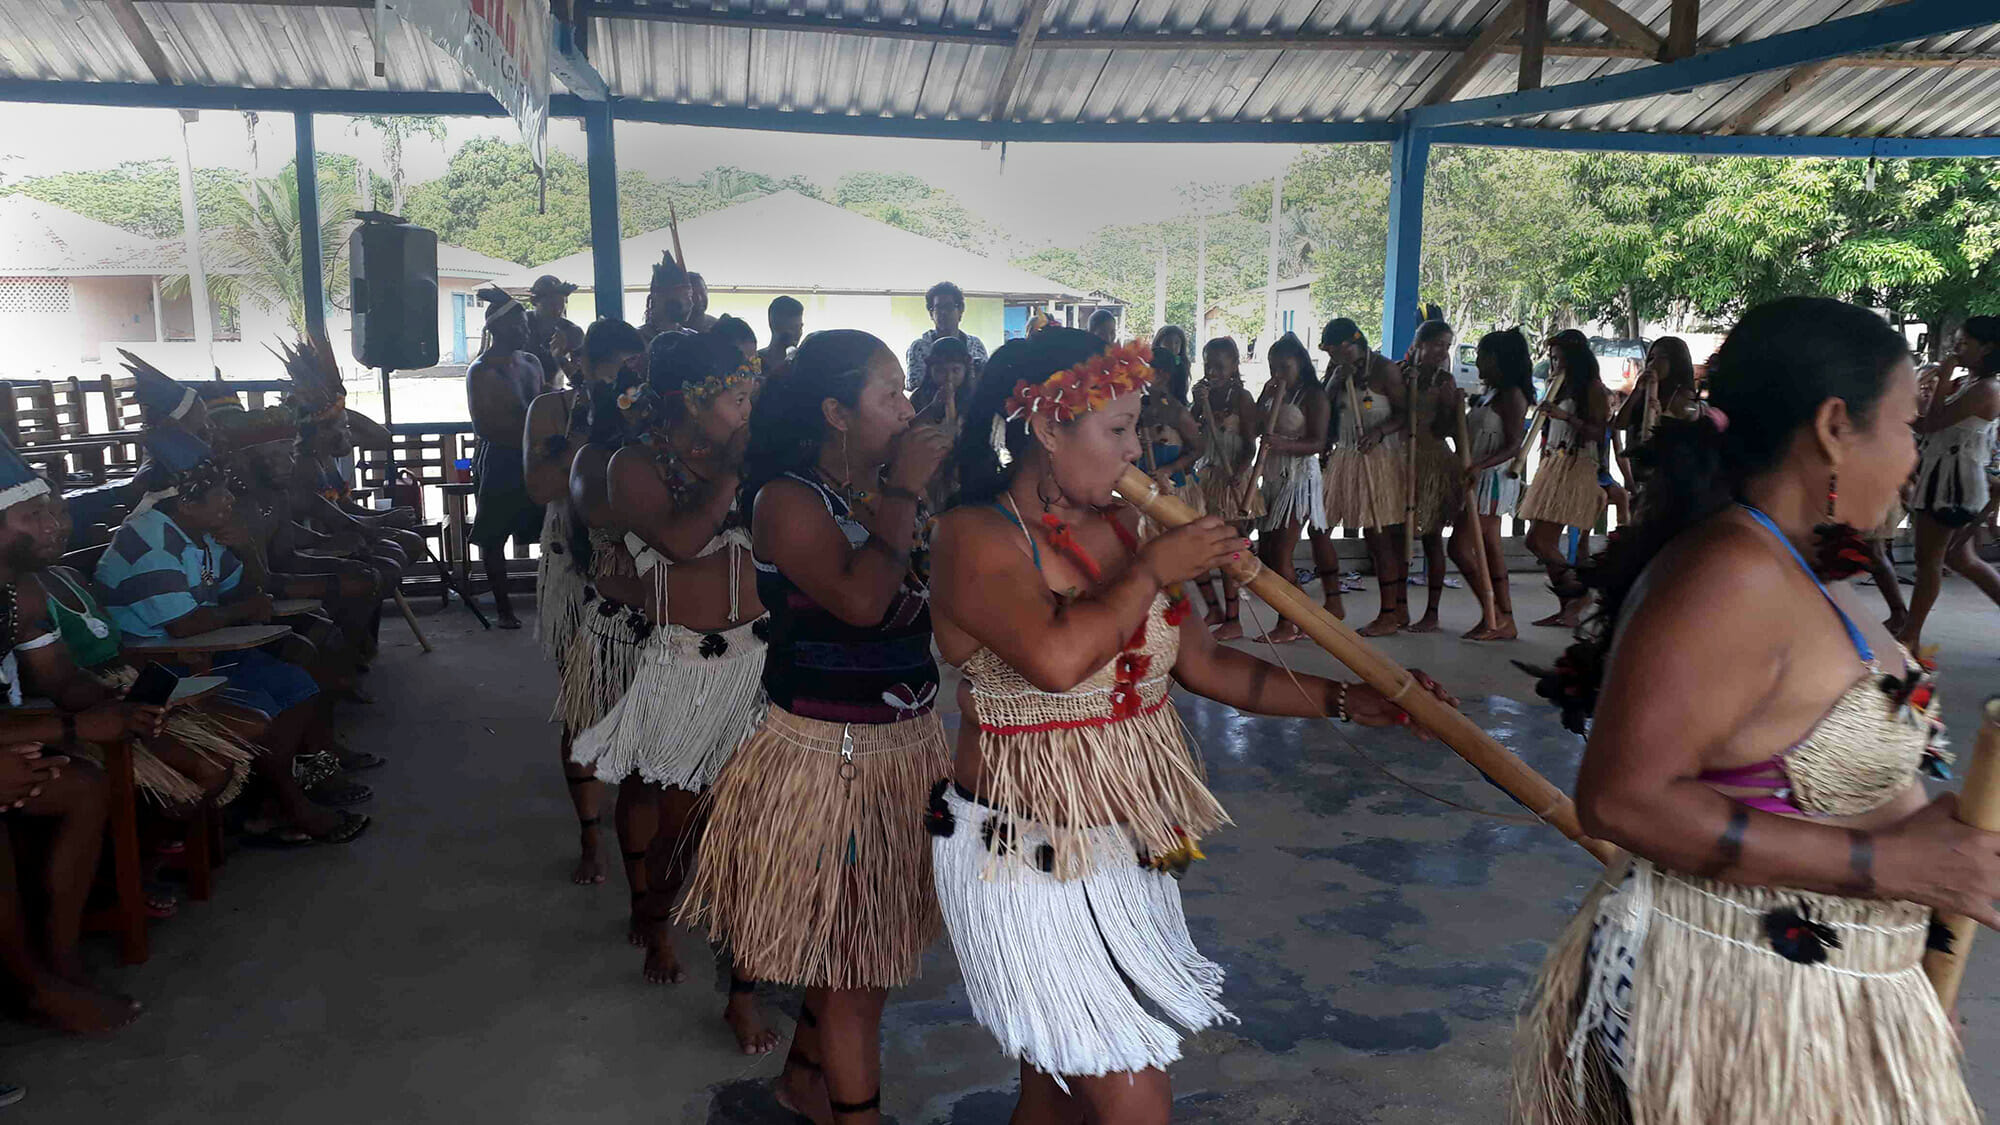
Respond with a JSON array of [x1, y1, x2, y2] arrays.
[[496, 235, 2000, 1125]]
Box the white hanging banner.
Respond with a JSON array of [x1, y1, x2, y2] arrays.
[[400, 0, 551, 166]]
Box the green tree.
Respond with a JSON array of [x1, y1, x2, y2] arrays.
[[0, 160, 246, 238], [834, 171, 997, 254], [349, 115, 447, 214], [403, 138, 594, 264], [167, 161, 357, 334]]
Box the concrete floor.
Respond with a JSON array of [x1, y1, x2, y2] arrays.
[[6, 576, 1997, 1123]]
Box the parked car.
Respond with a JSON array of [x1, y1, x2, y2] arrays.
[[1589, 337, 1650, 394]]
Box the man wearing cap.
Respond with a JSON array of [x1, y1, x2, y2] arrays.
[[905, 280, 987, 392], [758, 296, 804, 380], [95, 428, 370, 846], [527, 275, 582, 388], [466, 288, 547, 629]]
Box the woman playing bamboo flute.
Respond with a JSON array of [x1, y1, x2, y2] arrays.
[[1190, 338, 1263, 640], [525, 318, 643, 887], [567, 331, 775, 1053], [1513, 297, 1997, 1125], [1518, 330, 1610, 630], [929, 328, 1449, 1124], [680, 330, 952, 1125], [1319, 320, 1412, 637], [1401, 321, 1464, 634], [1456, 329, 1535, 641], [1252, 333, 1329, 643]]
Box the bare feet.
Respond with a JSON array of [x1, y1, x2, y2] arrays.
[[724, 989, 781, 1055], [1267, 622, 1304, 644], [1212, 618, 1244, 641], [642, 925, 686, 984], [30, 978, 141, 1034], [1885, 613, 1910, 638], [572, 832, 604, 886], [776, 1060, 833, 1125], [1358, 612, 1407, 637], [1323, 596, 1346, 620], [1464, 617, 1518, 641], [497, 610, 523, 630], [1406, 612, 1441, 634], [1202, 604, 1225, 627]]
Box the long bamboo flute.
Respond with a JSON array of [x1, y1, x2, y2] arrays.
[[1923, 695, 2000, 1006], [1403, 363, 1421, 570], [391, 588, 433, 654], [1453, 400, 1499, 632], [1511, 369, 1570, 481], [1116, 464, 1620, 866]]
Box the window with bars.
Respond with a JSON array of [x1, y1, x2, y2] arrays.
[[0, 278, 74, 314]]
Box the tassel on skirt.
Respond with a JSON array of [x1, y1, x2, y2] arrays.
[[1198, 464, 1266, 523], [932, 785, 1234, 1083], [78, 667, 256, 806], [1475, 464, 1523, 518], [570, 617, 767, 792], [1518, 449, 1605, 531], [1323, 442, 1406, 531], [536, 504, 586, 664], [1512, 859, 1975, 1125], [551, 594, 648, 733], [680, 705, 951, 990], [1260, 454, 1327, 532]]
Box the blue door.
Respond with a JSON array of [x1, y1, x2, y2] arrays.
[[452, 293, 469, 363], [1004, 305, 1029, 341]]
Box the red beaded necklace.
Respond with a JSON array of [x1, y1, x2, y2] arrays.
[[1038, 509, 1190, 719]]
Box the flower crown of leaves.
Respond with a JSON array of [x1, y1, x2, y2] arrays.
[[1004, 341, 1154, 424], [667, 355, 761, 410]]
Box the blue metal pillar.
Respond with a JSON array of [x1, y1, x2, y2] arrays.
[[584, 100, 623, 321], [295, 112, 326, 339], [1381, 123, 1430, 359]]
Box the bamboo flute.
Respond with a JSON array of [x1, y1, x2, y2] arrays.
[[1402, 362, 1421, 571], [1453, 395, 1499, 632], [1923, 695, 2000, 1007], [1115, 464, 1620, 866], [1510, 368, 1570, 481]]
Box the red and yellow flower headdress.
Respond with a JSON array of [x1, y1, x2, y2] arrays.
[[1004, 340, 1154, 423]]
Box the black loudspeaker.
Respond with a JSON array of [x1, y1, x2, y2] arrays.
[[350, 213, 439, 370]]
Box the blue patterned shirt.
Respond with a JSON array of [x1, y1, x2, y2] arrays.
[[94, 508, 245, 639]]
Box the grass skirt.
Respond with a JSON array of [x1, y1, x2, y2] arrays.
[[569, 617, 766, 791], [1412, 437, 1460, 534], [77, 667, 255, 806], [679, 705, 951, 990], [536, 504, 586, 664], [1518, 449, 1604, 531], [1512, 858, 1974, 1125], [933, 786, 1233, 1083], [1261, 453, 1327, 532], [551, 594, 648, 733], [1323, 442, 1405, 531]]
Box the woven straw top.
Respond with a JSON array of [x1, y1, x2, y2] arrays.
[[1784, 668, 1936, 818], [963, 592, 1180, 731]]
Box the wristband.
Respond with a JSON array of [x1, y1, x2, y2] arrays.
[[878, 484, 921, 504], [1332, 682, 1352, 723]]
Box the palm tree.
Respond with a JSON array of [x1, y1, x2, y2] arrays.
[[167, 164, 356, 335]]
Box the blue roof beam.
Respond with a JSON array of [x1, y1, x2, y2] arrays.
[[1406, 0, 2000, 128], [1427, 125, 2000, 158]]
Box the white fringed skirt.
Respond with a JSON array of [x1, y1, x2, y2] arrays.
[[1261, 453, 1327, 532], [569, 617, 767, 791], [536, 504, 586, 664], [932, 786, 1234, 1083]]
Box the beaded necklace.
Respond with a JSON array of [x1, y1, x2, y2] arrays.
[[1035, 508, 1190, 720]]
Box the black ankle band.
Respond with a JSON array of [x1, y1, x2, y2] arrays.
[[729, 975, 756, 994], [829, 1094, 880, 1115], [798, 1005, 817, 1028], [578, 817, 602, 829], [565, 776, 594, 786]]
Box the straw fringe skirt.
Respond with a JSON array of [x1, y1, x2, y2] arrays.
[[1511, 858, 1974, 1125], [74, 668, 256, 806], [933, 786, 1234, 1082], [1261, 453, 1327, 532], [1323, 442, 1406, 531], [680, 705, 951, 990], [1412, 438, 1460, 534], [536, 504, 586, 663], [551, 595, 648, 733], [570, 618, 766, 792], [1518, 449, 1605, 531]]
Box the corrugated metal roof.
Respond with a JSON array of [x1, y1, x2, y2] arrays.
[[492, 189, 1083, 299], [0, 0, 1995, 138]]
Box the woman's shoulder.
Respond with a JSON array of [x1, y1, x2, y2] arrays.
[[1633, 514, 1795, 624]]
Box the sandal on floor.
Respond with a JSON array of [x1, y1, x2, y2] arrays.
[[242, 811, 371, 848], [145, 889, 178, 919], [306, 779, 373, 807], [334, 750, 387, 772]]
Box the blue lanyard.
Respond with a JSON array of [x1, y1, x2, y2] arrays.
[[1736, 504, 1873, 664]]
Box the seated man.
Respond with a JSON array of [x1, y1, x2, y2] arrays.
[[94, 428, 368, 846]]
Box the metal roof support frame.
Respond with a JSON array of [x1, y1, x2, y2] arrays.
[[1382, 124, 1432, 361], [297, 112, 326, 341], [583, 100, 623, 321], [1427, 125, 2000, 157], [1407, 0, 1999, 128]]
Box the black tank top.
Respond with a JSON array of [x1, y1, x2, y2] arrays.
[[753, 471, 938, 724]]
